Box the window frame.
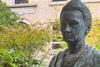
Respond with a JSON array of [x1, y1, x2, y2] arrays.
[[49, 0, 100, 6], [51, 0, 66, 2], [50, 0, 100, 3], [15, 0, 29, 4], [49, 0, 66, 5], [82, 0, 100, 2]]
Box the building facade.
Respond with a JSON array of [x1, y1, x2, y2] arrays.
[[2, 0, 100, 25]]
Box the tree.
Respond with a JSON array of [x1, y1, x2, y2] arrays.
[[0, 1, 19, 27]]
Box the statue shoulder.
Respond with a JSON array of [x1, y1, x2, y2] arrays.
[[93, 49, 100, 56], [49, 51, 62, 67], [49, 49, 68, 67], [93, 49, 100, 67]]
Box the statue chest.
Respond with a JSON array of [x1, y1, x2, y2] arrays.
[[61, 52, 80, 67], [61, 46, 95, 67]]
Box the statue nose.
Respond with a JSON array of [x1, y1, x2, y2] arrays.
[[65, 25, 71, 33]]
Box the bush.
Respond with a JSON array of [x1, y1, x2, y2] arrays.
[[0, 1, 51, 66], [52, 19, 62, 42], [0, 26, 50, 67], [86, 19, 100, 49], [0, 1, 19, 27]]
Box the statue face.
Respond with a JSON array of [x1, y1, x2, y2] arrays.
[[61, 11, 86, 43]]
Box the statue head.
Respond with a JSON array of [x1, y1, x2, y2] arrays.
[[60, 0, 92, 43]]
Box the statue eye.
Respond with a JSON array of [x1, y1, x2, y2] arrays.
[[74, 21, 79, 25], [69, 20, 79, 27], [69, 21, 74, 26]]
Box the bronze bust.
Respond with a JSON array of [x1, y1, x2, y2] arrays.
[[49, 0, 100, 67]]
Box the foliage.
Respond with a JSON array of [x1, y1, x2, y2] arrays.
[[52, 19, 67, 51], [0, 1, 51, 66], [52, 19, 61, 32], [86, 19, 100, 49], [0, 26, 50, 49], [0, 25, 50, 67], [0, 48, 35, 67], [0, 1, 19, 27], [52, 19, 62, 42]]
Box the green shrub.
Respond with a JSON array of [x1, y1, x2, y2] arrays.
[[0, 1, 51, 66], [86, 19, 100, 49], [0, 1, 19, 27], [0, 26, 50, 67], [0, 26, 50, 48], [52, 19, 62, 42]]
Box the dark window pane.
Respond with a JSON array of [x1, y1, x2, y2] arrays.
[[52, 43, 61, 49], [15, 0, 28, 4], [52, 0, 66, 2]]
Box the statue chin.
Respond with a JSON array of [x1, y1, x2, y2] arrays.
[[64, 38, 75, 43], [63, 37, 76, 42]]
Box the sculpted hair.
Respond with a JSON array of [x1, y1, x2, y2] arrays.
[[60, 0, 92, 34]]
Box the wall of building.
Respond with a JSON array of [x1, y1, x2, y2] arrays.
[[31, 0, 68, 24], [34, 0, 100, 23], [1, 0, 100, 25], [9, 4, 37, 23], [86, 3, 100, 19], [2, 0, 14, 5]]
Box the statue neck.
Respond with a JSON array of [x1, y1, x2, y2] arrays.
[[67, 39, 85, 53]]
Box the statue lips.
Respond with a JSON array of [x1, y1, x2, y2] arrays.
[[63, 35, 75, 42], [67, 38, 74, 42]]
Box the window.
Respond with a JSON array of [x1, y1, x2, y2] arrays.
[[15, 0, 28, 4], [49, 0, 66, 5], [52, 0, 66, 2]]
